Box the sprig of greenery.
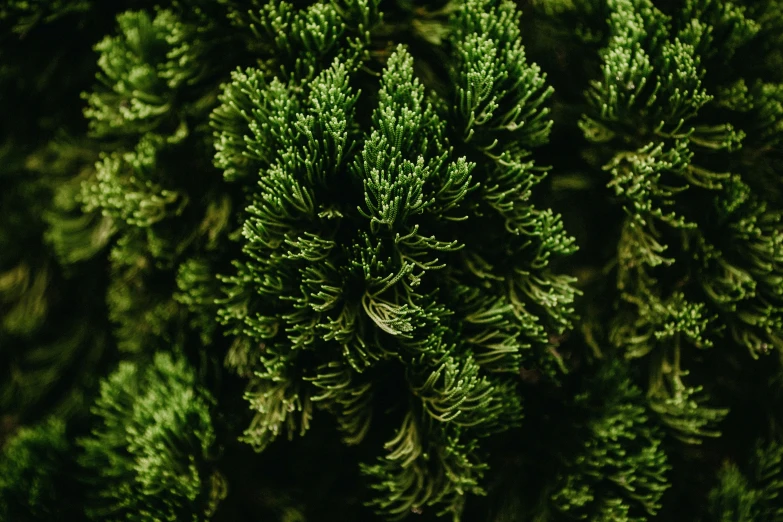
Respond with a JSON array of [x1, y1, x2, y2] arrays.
[[78, 352, 225, 521]]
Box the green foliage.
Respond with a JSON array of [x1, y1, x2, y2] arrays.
[[707, 463, 761, 521], [468, 358, 669, 522], [553, 0, 783, 445], [79, 352, 225, 521], [0, 136, 111, 421], [550, 361, 670, 522], [5, 0, 783, 520], [211, 0, 576, 517], [446, 0, 578, 380], [708, 439, 783, 521], [0, 0, 120, 423], [0, 0, 91, 35], [83, 9, 207, 139], [80, 6, 236, 353], [0, 418, 73, 520], [224, 0, 379, 82]]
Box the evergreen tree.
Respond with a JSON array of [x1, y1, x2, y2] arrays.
[[78, 352, 224, 521], [0, 417, 77, 521], [2, 0, 783, 520]]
